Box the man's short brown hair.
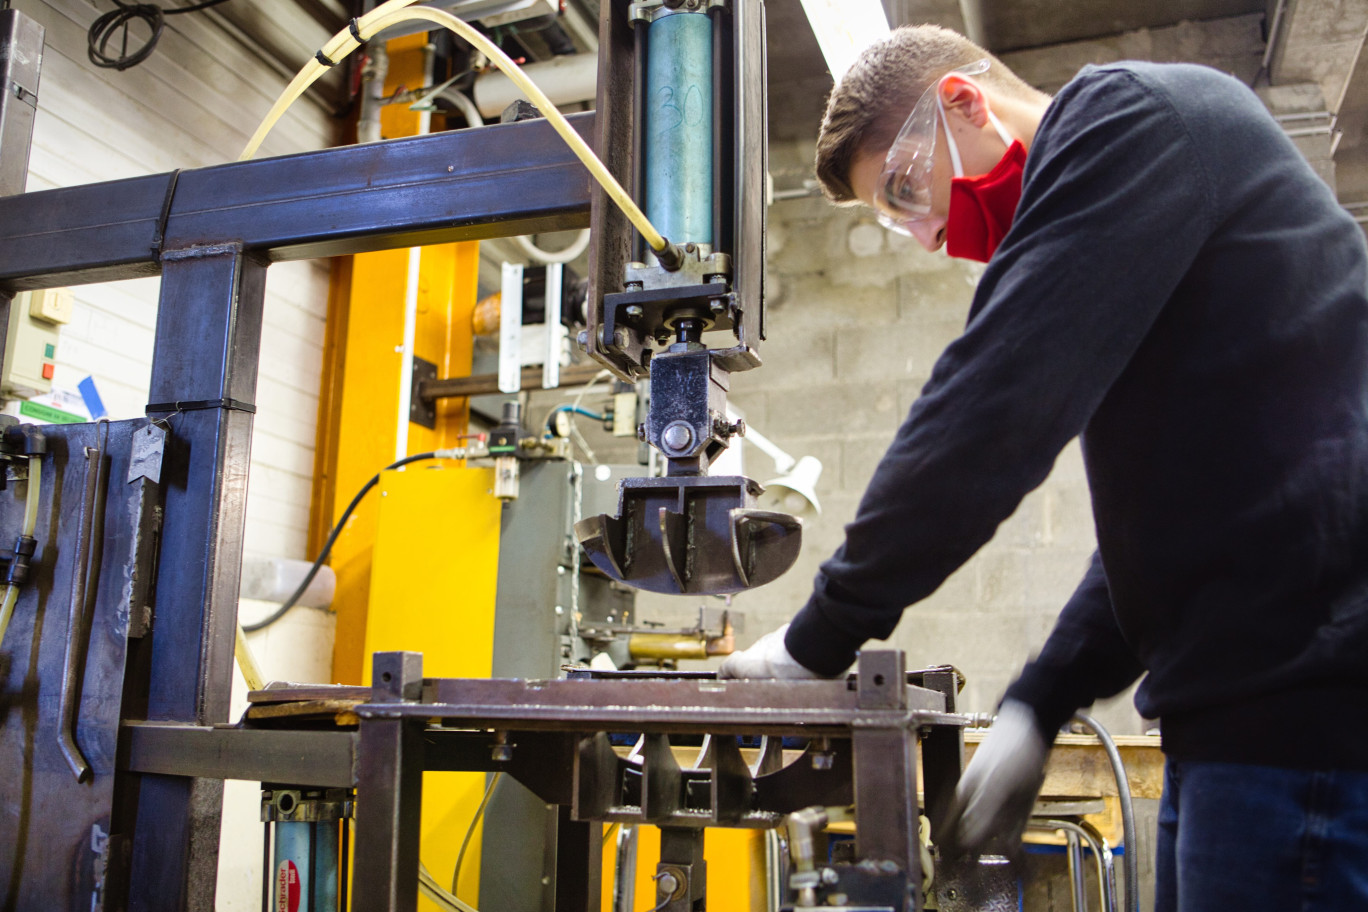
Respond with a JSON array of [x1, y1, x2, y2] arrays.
[[814, 25, 1042, 204]]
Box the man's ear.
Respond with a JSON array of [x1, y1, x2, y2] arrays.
[[939, 75, 990, 128]]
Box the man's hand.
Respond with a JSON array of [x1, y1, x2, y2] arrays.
[[941, 699, 1050, 856], [718, 624, 827, 679]]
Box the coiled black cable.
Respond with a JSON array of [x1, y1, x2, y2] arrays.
[[88, 0, 234, 71], [240, 451, 442, 633]]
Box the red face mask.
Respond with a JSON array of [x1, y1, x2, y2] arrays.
[[946, 139, 1027, 263]]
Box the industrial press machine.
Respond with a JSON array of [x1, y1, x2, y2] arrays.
[[0, 2, 1002, 910]]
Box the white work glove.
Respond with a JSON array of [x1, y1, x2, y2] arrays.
[[942, 699, 1050, 856], [718, 624, 826, 679]]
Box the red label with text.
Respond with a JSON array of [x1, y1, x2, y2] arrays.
[[277, 860, 300, 912]]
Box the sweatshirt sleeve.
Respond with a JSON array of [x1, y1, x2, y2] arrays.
[[785, 68, 1219, 676], [1004, 552, 1146, 738]]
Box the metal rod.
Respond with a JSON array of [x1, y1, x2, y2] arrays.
[[1073, 712, 1136, 912], [1261, 0, 1289, 72], [421, 361, 607, 402], [1029, 819, 1117, 912], [1080, 818, 1119, 912], [613, 824, 638, 912], [58, 429, 107, 783], [262, 814, 273, 912], [1066, 829, 1087, 912]]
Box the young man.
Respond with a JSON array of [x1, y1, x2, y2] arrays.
[[721, 25, 1368, 910]]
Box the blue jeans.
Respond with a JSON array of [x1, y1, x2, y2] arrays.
[[1156, 760, 1368, 912]]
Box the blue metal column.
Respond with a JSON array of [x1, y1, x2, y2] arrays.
[[126, 244, 266, 912], [644, 11, 714, 249]]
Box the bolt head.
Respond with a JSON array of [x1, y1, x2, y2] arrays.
[[576, 330, 589, 350], [656, 872, 679, 895], [709, 298, 726, 314], [636, 423, 647, 442], [625, 305, 645, 320], [662, 424, 693, 451]]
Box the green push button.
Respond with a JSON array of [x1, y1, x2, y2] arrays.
[[43, 343, 55, 359]]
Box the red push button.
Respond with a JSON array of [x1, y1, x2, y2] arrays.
[[41, 363, 54, 380]]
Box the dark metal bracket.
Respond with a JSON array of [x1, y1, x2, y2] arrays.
[[408, 356, 437, 429]]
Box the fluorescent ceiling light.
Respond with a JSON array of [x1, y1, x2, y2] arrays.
[[798, 0, 891, 81]]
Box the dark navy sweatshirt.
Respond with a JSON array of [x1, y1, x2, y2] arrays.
[[784, 61, 1368, 769]]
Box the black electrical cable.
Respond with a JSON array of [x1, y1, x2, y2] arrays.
[[241, 451, 441, 633], [88, 0, 235, 72]]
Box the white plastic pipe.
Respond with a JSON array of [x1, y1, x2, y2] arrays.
[[473, 52, 598, 119], [239, 555, 337, 609]]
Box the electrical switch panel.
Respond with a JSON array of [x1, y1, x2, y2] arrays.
[[3, 291, 64, 398], [28, 286, 72, 325]]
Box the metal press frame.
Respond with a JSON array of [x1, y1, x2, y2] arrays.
[[121, 651, 970, 911], [0, 94, 596, 911], [0, 3, 975, 908]]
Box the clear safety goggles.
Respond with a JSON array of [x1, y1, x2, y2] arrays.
[[874, 58, 991, 236]]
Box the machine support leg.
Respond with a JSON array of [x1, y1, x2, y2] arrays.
[[123, 245, 267, 912], [854, 652, 922, 912], [657, 826, 706, 911], [919, 669, 965, 839], [555, 804, 603, 912], [353, 654, 426, 912], [353, 718, 424, 912]]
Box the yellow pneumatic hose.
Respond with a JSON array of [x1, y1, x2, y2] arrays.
[[0, 456, 42, 649], [239, 3, 669, 254]]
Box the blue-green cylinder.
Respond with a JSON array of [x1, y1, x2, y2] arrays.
[[273, 821, 311, 911], [644, 11, 714, 248], [271, 821, 340, 912], [311, 821, 340, 911]]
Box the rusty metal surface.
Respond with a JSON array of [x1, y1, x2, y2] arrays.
[[121, 723, 357, 788], [355, 674, 953, 735], [0, 420, 161, 912]]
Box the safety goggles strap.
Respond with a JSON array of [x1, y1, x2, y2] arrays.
[[937, 85, 1014, 178]]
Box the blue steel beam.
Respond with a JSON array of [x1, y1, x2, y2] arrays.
[[0, 111, 596, 292]]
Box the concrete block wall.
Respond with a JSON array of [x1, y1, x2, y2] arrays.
[[622, 138, 1145, 735]]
